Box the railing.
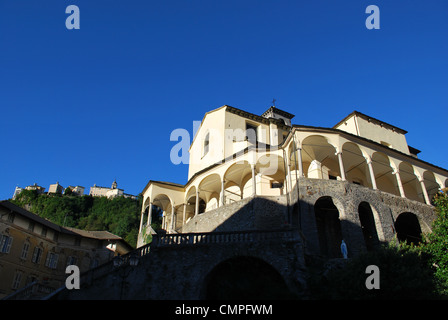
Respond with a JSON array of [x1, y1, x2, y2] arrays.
[[153, 229, 298, 247], [3, 281, 55, 300], [42, 228, 298, 299]]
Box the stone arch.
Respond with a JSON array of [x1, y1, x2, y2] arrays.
[[371, 152, 400, 196], [152, 194, 173, 230], [398, 162, 425, 203], [394, 212, 422, 245], [358, 202, 381, 251], [198, 173, 222, 212], [423, 171, 440, 203], [202, 256, 294, 299], [342, 142, 371, 188], [256, 154, 286, 196], [223, 161, 251, 204], [302, 135, 341, 180], [314, 196, 343, 258]]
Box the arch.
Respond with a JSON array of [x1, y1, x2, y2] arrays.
[[256, 154, 286, 196], [314, 196, 343, 258], [342, 142, 371, 187], [223, 161, 251, 204], [371, 152, 400, 196], [423, 171, 440, 203], [198, 173, 222, 212], [152, 194, 173, 230], [398, 162, 425, 203], [203, 256, 294, 299], [302, 135, 341, 180], [358, 202, 380, 251], [394, 212, 422, 245]]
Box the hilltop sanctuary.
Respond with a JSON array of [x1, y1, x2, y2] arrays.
[[138, 105, 448, 257]]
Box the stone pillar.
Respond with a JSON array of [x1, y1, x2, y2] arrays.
[[139, 210, 144, 233], [170, 206, 175, 231], [366, 159, 377, 190], [393, 170, 406, 198], [182, 203, 186, 226], [251, 164, 256, 196], [297, 147, 304, 177], [419, 178, 431, 205], [147, 203, 153, 226], [195, 189, 199, 216], [221, 179, 225, 206], [337, 152, 346, 181]]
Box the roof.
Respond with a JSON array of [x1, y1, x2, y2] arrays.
[[64, 227, 123, 240], [261, 106, 295, 119], [333, 110, 408, 134], [0, 201, 131, 244]]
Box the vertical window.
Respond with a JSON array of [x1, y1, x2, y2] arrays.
[[32, 247, 43, 264], [28, 221, 35, 232], [21, 242, 30, 260], [203, 132, 210, 156], [12, 271, 23, 290], [45, 252, 59, 269], [246, 123, 258, 143], [0, 235, 13, 253], [66, 256, 78, 267]]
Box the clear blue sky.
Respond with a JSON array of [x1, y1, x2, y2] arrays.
[[1, 0, 447, 200]]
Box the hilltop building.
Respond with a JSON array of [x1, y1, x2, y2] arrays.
[[89, 180, 136, 199]]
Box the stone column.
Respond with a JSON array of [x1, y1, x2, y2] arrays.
[[195, 189, 199, 216], [419, 178, 431, 205], [366, 158, 377, 190], [139, 210, 144, 233], [147, 203, 153, 226], [182, 203, 186, 226], [297, 147, 304, 177], [337, 152, 346, 181], [251, 164, 256, 196], [221, 179, 225, 206], [393, 170, 406, 198], [170, 206, 176, 231]]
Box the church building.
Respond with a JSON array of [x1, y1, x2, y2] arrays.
[[137, 105, 448, 256]]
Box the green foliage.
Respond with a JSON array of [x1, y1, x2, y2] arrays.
[[420, 191, 448, 295], [309, 191, 448, 299], [11, 190, 141, 248], [308, 244, 439, 299]]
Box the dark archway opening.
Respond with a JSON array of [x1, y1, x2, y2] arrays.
[[204, 256, 295, 300], [358, 202, 380, 251], [394, 212, 422, 245], [314, 197, 343, 258]]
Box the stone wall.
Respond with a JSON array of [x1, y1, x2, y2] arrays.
[[178, 195, 290, 233]]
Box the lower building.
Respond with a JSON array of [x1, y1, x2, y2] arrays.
[[0, 201, 132, 299]]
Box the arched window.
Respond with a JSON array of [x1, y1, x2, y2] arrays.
[[203, 132, 210, 157]]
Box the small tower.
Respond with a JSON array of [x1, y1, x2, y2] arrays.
[[111, 180, 117, 190]]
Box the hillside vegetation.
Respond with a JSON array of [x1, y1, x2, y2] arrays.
[[11, 190, 142, 248]]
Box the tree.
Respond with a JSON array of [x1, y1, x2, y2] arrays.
[[421, 191, 448, 295]]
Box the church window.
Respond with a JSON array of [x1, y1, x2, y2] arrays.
[[203, 132, 210, 156]]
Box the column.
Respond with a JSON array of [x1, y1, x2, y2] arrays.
[[366, 158, 377, 189], [182, 203, 186, 226], [337, 152, 346, 181], [297, 147, 304, 177], [139, 210, 144, 233], [195, 189, 199, 216], [419, 178, 430, 205], [251, 164, 256, 196], [220, 179, 225, 206], [147, 203, 153, 226], [393, 170, 406, 198], [170, 206, 175, 231]]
